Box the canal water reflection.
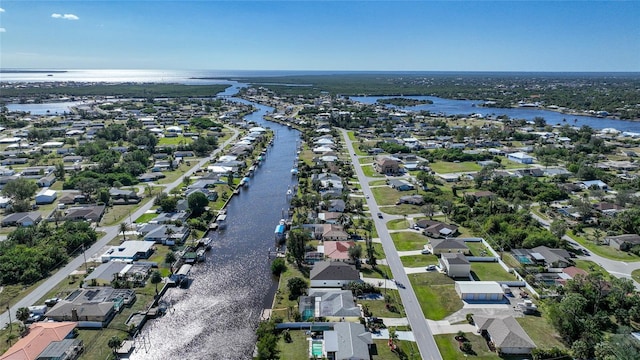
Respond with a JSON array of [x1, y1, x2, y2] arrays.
[[131, 97, 299, 359]]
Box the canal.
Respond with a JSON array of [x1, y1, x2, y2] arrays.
[[131, 96, 300, 360]]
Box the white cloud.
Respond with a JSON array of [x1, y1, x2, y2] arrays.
[[0, 28, 5, 33], [0, 8, 5, 13], [51, 13, 79, 20]]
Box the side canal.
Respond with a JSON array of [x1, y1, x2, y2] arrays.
[[131, 99, 300, 359]]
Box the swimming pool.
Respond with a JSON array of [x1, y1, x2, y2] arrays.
[[515, 254, 533, 264], [311, 340, 323, 357]]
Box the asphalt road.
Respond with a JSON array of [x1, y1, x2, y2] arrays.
[[340, 129, 443, 360], [0, 127, 239, 328], [530, 211, 640, 289]]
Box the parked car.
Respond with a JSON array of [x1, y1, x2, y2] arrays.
[[421, 249, 431, 255], [426, 265, 437, 271], [377, 212, 383, 219], [44, 298, 61, 307]]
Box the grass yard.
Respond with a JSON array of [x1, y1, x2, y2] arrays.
[[409, 272, 462, 320], [379, 204, 423, 216], [633, 269, 640, 283], [497, 156, 533, 169], [466, 241, 490, 256], [435, 333, 506, 360], [277, 330, 309, 360], [574, 259, 611, 278], [568, 230, 640, 261], [429, 161, 482, 174], [361, 265, 391, 280], [470, 263, 516, 281], [502, 253, 522, 269], [387, 219, 409, 230], [157, 135, 193, 146], [369, 179, 387, 186], [271, 263, 308, 321], [371, 340, 420, 360], [517, 314, 566, 351], [155, 162, 198, 185], [134, 212, 158, 223], [358, 156, 374, 164], [359, 289, 404, 318], [100, 197, 152, 226], [370, 185, 403, 206], [400, 254, 438, 268], [362, 164, 384, 178], [391, 232, 429, 251]]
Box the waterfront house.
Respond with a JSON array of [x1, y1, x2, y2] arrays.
[[320, 224, 349, 241], [299, 290, 360, 321], [46, 288, 135, 328], [322, 241, 356, 260], [140, 224, 189, 245], [310, 261, 361, 288], [322, 322, 372, 360]]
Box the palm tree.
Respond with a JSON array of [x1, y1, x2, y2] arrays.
[[119, 222, 128, 242], [150, 270, 162, 295], [16, 307, 30, 330], [108, 336, 122, 355]]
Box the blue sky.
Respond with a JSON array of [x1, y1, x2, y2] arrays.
[[0, 1, 638, 71]]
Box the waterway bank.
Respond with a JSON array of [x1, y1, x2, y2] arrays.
[[129, 94, 300, 359]]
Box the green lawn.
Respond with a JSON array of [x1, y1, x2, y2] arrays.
[[372, 339, 420, 360], [379, 204, 423, 216], [497, 156, 533, 170], [271, 263, 308, 321], [277, 330, 309, 360], [155, 161, 199, 185], [359, 156, 374, 164], [435, 333, 506, 360], [409, 272, 462, 320], [391, 232, 428, 251], [517, 314, 566, 351], [466, 241, 490, 256], [400, 254, 438, 268], [100, 197, 152, 226], [633, 269, 640, 283], [568, 231, 640, 261], [157, 135, 193, 146], [360, 289, 404, 318], [134, 212, 158, 223], [362, 164, 384, 177], [574, 259, 611, 278], [360, 265, 391, 280], [429, 161, 482, 174], [371, 187, 403, 206], [387, 219, 409, 230], [470, 263, 516, 281], [369, 179, 387, 186]]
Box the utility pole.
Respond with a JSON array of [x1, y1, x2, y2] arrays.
[[6, 305, 12, 338], [82, 245, 88, 275]]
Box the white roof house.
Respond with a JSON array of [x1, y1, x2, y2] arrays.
[[35, 188, 57, 204], [41, 141, 65, 148], [101, 241, 154, 263]]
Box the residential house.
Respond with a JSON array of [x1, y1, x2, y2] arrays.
[[323, 322, 372, 360], [374, 156, 400, 175], [417, 219, 459, 239], [514, 168, 544, 177], [594, 202, 624, 216], [310, 261, 361, 288], [473, 316, 536, 355], [507, 152, 534, 164], [530, 246, 573, 268], [581, 180, 609, 190], [0, 322, 80, 360], [318, 211, 341, 224], [37, 172, 57, 187], [325, 199, 346, 213], [440, 253, 471, 278], [62, 205, 106, 223], [1, 211, 42, 227], [140, 224, 189, 245], [606, 234, 640, 251], [84, 261, 152, 287], [109, 187, 140, 205], [388, 179, 414, 191], [321, 224, 350, 241], [151, 211, 190, 224], [100, 241, 155, 262], [323, 241, 355, 260], [46, 288, 135, 328], [397, 195, 424, 205], [429, 238, 469, 255], [299, 290, 360, 321]]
